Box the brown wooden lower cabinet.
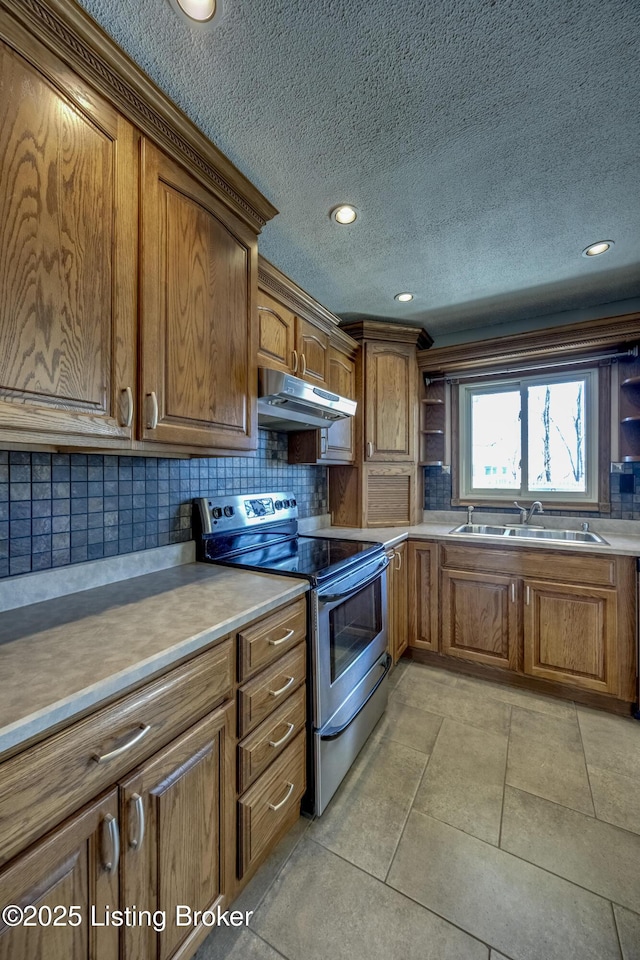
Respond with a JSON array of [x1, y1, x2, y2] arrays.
[[408, 540, 636, 706], [386, 543, 409, 663], [440, 569, 519, 671], [119, 702, 235, 960], [0, 791, 120, 960], [407, 541, 439, 652], [522, 579, 618, 695]]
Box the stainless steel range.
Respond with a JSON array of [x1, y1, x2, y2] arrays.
[[193, 492, 391, 815]]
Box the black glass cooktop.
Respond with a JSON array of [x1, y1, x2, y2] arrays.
[[208, 535, 383, 586]]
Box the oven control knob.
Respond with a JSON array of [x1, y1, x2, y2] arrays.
[[275, 500, 283, 510], [212, 507, 222, 519], [282, 499, 290, 508], [290, 498, 297, 507], [223, 505, 234, 517]]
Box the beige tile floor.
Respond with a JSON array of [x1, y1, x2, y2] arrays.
[[195, 659, 640, 960]]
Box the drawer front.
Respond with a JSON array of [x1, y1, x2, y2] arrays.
[[238, 643, 306, 738], [0, 638, 234, 867], [238, 730, 306, 877], [440, 543, 617, 586], [238, 685, 306, 792], [238, 598, 306, 681]]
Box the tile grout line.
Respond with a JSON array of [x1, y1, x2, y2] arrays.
[[304, 835, 495, 957], [381, 713, 444, 885], [576, 699, 599, 819], [610, 901, 626, 960], [497, 703, 513, 849]]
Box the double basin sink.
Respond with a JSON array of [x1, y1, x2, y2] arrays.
[[449, 523, 609, 545]]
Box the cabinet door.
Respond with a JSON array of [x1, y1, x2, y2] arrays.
[[408, 541, 439, 651], [0, 32, 137, 448], [140, 139, 257, 451], [296, 317, 329, 386], [441, 569, 518, 670], [119, 702, 235, 960], [364, 342, 416, 461], [0, 791, 119, 960], [257, 290, 296, 373], [323, 348, 356, 462], [523, 580, 618, 695], [388, 543, 409, 662]]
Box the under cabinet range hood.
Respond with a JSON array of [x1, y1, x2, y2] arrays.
[[257, 368, 357, 431]]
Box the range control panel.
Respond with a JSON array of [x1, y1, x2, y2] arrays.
[[195, 492, 298, 534]]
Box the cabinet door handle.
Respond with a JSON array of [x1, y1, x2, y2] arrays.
[[121, 386, 134, 428], [525, 585, 530, 605], [511, 582, 515, 603], [367, 441, 373, 458], [269, 722, 295, 749], [268, 628, 295, 647], [147, 392, 158, 429], [291, 350, 298, 373], [129, 793, 145, 851], [269, 676, 295, 698], [395, 550, 402, 571], [92, 724, 152, 764], [101, 814, 120, 875], [300, 353, 306, 376], [268, 781, 295, 811]]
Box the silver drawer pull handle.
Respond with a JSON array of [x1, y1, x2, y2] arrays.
[[101, 814, 120, 875], [147, 391, 158, 429], [121, 386, 134, 428], [268, 781, 295, 812], [269, 722, 295, 749], [269, 676, 295, 698], [268, 628, 295, 647], [129, 793, 145, 850], [93, 724, 152, 764]]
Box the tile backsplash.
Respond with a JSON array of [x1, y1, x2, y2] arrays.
[[424, 464, 640, 519], [0, 432, 327, 580]]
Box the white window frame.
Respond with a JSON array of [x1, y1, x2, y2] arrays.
[[458, 369, 599, 506]]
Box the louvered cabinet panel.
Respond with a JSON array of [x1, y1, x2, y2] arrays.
[[364, 468, 419, 526]]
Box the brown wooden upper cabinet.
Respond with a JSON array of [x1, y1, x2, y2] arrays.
[[139, 140, 257, 451], [0, 4, 274, 455], [364, 341, 417, 461], [257, 289, 329, 387], [0, 31, 138, 448]]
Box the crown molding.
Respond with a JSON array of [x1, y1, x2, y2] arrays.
[[1, 0, 277, 233], [340, 319, 433, 349], [418, 312, 640, 374]]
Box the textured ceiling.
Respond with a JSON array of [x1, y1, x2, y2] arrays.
[[77, 0, 640, 342]]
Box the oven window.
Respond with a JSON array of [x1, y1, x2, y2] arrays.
[[329, 578, 383, 683]]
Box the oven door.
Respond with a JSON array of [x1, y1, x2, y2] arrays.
[[312, 553, 389, 730]]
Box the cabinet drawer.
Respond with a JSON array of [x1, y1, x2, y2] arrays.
[[0, 638, 234, 867], [238, 731, 306, 877], [238, 598, 306, 680], [238, 685, 306, 792], [440, 544, 617, 587], [238, 643, 306, 738]]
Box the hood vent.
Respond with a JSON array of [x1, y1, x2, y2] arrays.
[[257, 368, 357, 432]]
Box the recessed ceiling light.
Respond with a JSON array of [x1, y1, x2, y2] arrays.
[[330, 205, 358, 225], [169, 0, 219, 23], [394, 292, 414, 302], [582, 240, 614, 257]]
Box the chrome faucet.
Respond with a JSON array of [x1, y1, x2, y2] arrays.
[[467, 505, 475, 525], [513, 500, 544, 524]]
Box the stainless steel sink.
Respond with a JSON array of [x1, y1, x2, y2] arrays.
[[449, 523, 608, 545]]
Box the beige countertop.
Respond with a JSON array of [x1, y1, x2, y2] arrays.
[[0, 563, 308, 758], [316, 514, 640, 557]]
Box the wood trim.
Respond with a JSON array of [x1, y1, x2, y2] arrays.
[[0, 0, 276, 232], [418, 312, 640, 374], [258, 257, 358, 355], [341, 319, 433, 349]]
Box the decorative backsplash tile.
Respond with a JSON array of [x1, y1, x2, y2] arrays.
[[0, 432, 327, 579], [424, 463, 639, 519]]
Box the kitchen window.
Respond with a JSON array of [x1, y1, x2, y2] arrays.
[[456, 368, 603, 507]]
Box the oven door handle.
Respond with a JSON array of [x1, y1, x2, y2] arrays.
[[319, 654, 392, 741], [317, 556, 389, 604]]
